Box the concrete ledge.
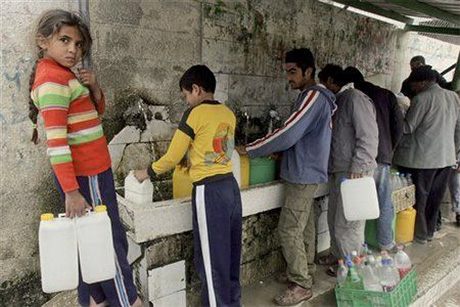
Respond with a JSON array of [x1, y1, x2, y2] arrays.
[[118, 182, 329, 244]]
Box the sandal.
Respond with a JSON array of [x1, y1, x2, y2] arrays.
[[318, 254, 338, 266]]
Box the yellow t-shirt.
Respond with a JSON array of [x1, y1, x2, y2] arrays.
[[151, 100, 236, 183]]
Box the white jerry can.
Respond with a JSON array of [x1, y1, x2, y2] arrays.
[[124, 170, 154, 204], [39, 213, 79, 293], [341, 177, 380, 221], [76, 205, 116, 283]]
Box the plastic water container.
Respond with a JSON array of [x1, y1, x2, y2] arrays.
[[76, 206, 116, 284], [124, 170, 153, 204], [394, 245, 412, 279], [231, 150, 241, 187], [39, 213, 78, 293], [395, 207, 416, 244], [249, 157, 276, 185], [240, 154, 250, 189], [341, 177, 379, 221], [172, 166, 193, 199]]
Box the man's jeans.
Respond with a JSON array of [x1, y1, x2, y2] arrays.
[[449, 169, 460, 213], [373, 164, 395, 249]]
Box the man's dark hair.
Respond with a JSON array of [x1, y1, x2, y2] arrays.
[[318, 64, 345, 86], [285, 48, 316, 77], [408, 65, 436, 83], [343, 66, 365, 84], [179, 65, 216, 93], [410, 55, 425, 66]]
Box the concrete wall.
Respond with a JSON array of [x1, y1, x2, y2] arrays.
[[1, 0, 458, 305]]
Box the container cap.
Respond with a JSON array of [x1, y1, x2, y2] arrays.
[[94, 205, 107, 212], [41, 213, 54, 221]]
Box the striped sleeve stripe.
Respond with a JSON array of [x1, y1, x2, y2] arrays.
[[34, 82, 70, 97], [45, 128, 67, 140], [68, 79, 90, 101], [50, 155, 73, 165], [67, 110, 99, 124], [40, 106, 68, 112], [47, 146, 71, 156], [37, 94, 70, 108], [247, 90, 319, 150]]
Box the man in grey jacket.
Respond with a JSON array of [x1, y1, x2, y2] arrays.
[[240, 48, 337, 306], [319, 64, 378, 265], [393, 66, 460, 244]]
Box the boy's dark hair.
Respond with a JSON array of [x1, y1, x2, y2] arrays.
[[343, 66, 365, 84], [410, 55, 425, 66], [408, 65, 436, 83], [285, 48, 316, 77], [179, 65, 216, 93], [318, 64, 345, 86]]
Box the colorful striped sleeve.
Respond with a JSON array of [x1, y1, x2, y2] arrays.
[[34, 81, 79, 192]]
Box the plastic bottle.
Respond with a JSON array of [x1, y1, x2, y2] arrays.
[[344, 260, 363, 290], [394, 172, 402, 190], [361, 261, 383, 292], [77, 206, 116, 283], [380, 259, 398, 292], [399, 173, 408, 188], [337, 259, 348, 288], [360, 243, 370, 261], [394, 245, 412, 279], [39, 213, 78, 293], [406, 174, 413, 186]]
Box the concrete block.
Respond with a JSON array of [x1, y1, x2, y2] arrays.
[[316, 195, 329, 212], [317, 211, 329, 234], [140, 120, 176, 142], [109, 126, 141, 145], [126, 235, 142, 265], [317, 231, 331, 253], [228, 75, 286, 106], [148, 260, 185, 300], [108, 144, 125, 171], [150, 290, 186, 307], [215, 73, 230, 103]]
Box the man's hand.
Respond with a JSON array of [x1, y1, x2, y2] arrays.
[[65, 190, 92, 218], [236, 146, 247, 155], [134, 169, 149, 183], [349, 172, 364, 179]]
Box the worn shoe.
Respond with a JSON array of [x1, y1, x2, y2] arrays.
[[274, 283, 313, 306], [415, 237, 427, 245]]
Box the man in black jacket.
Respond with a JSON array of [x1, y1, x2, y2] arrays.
[[344, 66, 404, 251]]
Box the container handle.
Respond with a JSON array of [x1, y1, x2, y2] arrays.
[[58, 213, 67, 218]]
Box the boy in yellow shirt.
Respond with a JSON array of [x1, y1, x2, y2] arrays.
[[135, 65, 242, 307]]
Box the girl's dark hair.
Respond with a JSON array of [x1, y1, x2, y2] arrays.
[[29, 9, 92, 144], [179, 65, 216, 93]]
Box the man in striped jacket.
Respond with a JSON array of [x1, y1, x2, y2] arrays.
[[239, 48, 336, 306]]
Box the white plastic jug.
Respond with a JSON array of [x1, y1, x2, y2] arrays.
[[340, 177, 379, 221], [231, 150, 241, 187], [39, 213, 79, 293], [76, 206, 116, 283], [124, 170, 153, 204]]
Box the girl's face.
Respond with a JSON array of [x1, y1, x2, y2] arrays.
[[39, 25, 84, 68]]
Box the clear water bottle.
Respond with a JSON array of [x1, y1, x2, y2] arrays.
[[337, 259, 348, 287], [394, 245, 412, 279], [361, 261, 383, 292], [380, 258, 399, 292], [344, 260, 363, 289], [395, 172, 402, 190], [399, 173, 408, 188]]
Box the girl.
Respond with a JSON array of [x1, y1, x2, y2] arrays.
[[29, 9, 141, 307]]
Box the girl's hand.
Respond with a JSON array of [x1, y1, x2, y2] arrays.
[[65, 190, 92, 218], [78, 68, 102, 102]]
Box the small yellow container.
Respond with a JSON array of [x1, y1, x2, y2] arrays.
[[395, 207, 416, 244], [240, 154, 250, 189], [172, 166, 193, 199]]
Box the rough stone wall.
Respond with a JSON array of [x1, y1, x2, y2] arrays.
[[1, 0, 457, 306]]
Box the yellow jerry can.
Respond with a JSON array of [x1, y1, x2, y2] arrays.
[[172, 166, 193, 199], [240, 154, 250, 189], [395, 207, 416, 244]]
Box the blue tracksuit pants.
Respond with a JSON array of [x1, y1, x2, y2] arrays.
[[192, 175, 243, 307]]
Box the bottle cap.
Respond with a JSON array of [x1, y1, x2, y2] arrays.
[[41, 213, 54, 221], [94, 205, 107, 212]]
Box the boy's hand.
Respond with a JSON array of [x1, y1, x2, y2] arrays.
[[236, 146, 247, 155], [134, 169, 149, 183], [65, 190, 92, 218], [78, 68, 102, 101]]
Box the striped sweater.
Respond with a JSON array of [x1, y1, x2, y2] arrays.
[[31, 57, 111, 192]]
